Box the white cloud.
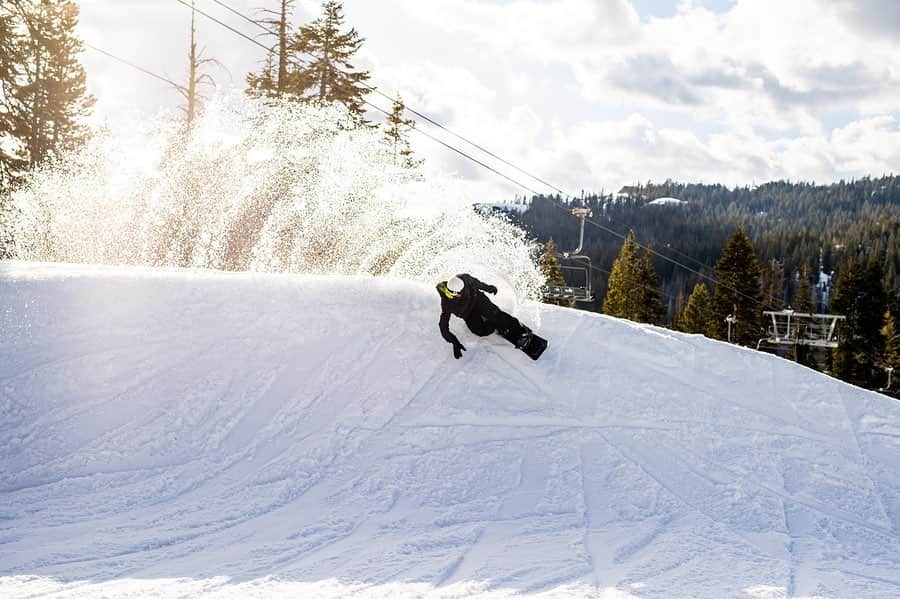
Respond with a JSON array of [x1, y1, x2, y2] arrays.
[[396, 0, 641, 60], [541, 112, 900, 191], [74, 0, 900, 194], [397, 0, 900, 136]]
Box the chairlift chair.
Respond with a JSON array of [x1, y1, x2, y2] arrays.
[[542, 207, 594, 303], [757, 309, 846, 350]]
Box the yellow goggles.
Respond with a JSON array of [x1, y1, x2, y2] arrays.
[[440, 282, 459, 299]]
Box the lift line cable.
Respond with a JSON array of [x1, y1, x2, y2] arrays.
[[195, 1, 731, 278], [193, 0, 566, 194], [84, 42, 186, 91], [364, 103, 544, 197], [588, 263, 680, 305], [540, 199, 778, 311], [207, 0, 270, 33], [84, 37, 761, 314], [174, 0, 270, 52], [175, 0, 542, 194], [176, 0, 774, 310], [657, 241, 717, 274]]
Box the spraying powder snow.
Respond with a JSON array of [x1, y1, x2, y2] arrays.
[[2, 96, 544, 299]]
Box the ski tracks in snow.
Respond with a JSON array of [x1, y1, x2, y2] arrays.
[[5, 266, 900, 598]]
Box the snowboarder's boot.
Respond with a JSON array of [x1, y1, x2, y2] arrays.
[[500, 326, 548, 360], [519, 333, 548, 360], [499, 325, 528, 347], [514, 330, 533, 349]]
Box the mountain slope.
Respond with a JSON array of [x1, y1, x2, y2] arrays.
[[2, 262, 900, 599]]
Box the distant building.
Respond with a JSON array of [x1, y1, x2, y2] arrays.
[[616, 185, 640, 199]]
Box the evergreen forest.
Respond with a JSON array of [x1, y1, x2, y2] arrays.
[[517, 176, 900, 317]]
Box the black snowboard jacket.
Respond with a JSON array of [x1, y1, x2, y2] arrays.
[[436, 273, 494, 345]]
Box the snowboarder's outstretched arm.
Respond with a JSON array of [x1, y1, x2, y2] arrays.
[[439, 307, 466, 359], [463, 274, 497, 295]]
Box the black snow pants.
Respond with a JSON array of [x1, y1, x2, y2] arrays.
[[463, 296, 528, 344]]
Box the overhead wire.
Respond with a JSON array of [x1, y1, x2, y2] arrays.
[[84, 13, 543, 198], [188, 0, 760, 301], [183, 0, 548, 195], [81, 6, 729, 310], [173, 0, 268, 52], [365, 103, 544, 196], [84, 42, 185, 91], [171, 0, 775, 311], [208, 0, 270, 32], [555, 204, 774, 308], [588, 263, 680, 305], [202, 0, 563, 195]]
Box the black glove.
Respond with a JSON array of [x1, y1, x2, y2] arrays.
[[452, 341, 466, 359], [484, 285, 498, 295]]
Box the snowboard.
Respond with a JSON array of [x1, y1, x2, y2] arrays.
[[519, 333, 548, 360]]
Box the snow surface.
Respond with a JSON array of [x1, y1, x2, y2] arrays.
[[2, 262, 900, 599], [646, 198, 686, 206]]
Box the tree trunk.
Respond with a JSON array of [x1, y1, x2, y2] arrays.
[[277, 0, 287, 96]]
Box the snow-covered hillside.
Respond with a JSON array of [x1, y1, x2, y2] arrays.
[[2, 262, 900, 599]]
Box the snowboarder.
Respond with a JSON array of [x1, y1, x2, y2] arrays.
[[437, 274, 547, 360]]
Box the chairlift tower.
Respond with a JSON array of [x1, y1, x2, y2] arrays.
[[542, 207, 594, 303], [756, 309, 846, 351], [725, 314, 737, 343], [880, 367, 894, 393]]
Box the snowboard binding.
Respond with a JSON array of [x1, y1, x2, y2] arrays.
[[502, 327, 548, 361]]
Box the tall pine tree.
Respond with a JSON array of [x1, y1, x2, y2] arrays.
[[678, 282, 713, 335], [761, 258, 786, 309], [604, 230, 642, 320], [290, 1, 371, 121], [710, 226, 763, 345], [792, 262, 815, 313], [603, 230, 664, 323], [882, 291, 900, 398], [831, 258, 888, 389], [1, 4, 27, 189], [791, 262, 817, 366], [10, 0, 94, 167], [383, 93, 420, 168], [540, 238, 571, 307], [881, 306, 900, 398], [639, 251, 665, 323]]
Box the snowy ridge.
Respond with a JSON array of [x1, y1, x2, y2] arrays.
[[2, 262, 900, 599]]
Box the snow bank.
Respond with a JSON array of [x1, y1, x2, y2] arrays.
[[2, 262, 900, 599]]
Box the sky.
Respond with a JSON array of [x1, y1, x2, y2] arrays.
[[76, 0, 900, 198]]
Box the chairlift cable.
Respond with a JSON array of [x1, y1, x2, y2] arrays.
[[175, 0, 779, 311], [84, 43, 186, 91], [588, 264, 679, 304], [197, 1, 727, 266], [550, 201, 780, 312], [200, 0, 570, 196], [365, 104, 544, 196], [207, 0, 270, 32], [174, 0, 270, 52]]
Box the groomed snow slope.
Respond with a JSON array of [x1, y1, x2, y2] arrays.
[[2, 262, 900, 599]]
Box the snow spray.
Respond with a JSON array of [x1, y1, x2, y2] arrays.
[[4, 96, 544, 302]]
